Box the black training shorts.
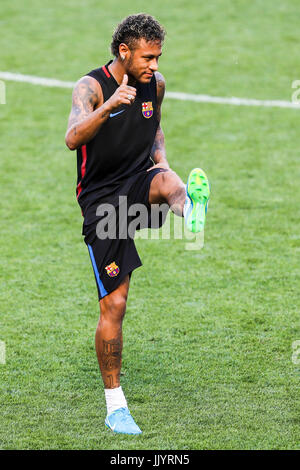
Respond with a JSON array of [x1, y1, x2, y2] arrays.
[[82, 168, 168, 300]]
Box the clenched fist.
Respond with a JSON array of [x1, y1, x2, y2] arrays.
[[107, 74, 136, 110]]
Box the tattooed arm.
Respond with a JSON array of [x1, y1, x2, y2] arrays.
[[65, 76, 108, 150], [150, 72, 169, 168], [65, 74, 136, 150]]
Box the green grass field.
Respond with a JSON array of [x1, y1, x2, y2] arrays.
[[0, 0, 299, 450]]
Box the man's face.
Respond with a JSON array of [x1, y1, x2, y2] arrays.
[[125, 39, 162, 83]]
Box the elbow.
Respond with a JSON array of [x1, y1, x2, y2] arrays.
[[65, 133, 77, 151]]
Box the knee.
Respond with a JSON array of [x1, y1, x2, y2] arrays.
[[100, 290, 127, 324], [160, 170, 185, 200]]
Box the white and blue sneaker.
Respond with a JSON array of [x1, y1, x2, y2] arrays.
[[105, 407, 142, 435], [184, 167, 210, 233]]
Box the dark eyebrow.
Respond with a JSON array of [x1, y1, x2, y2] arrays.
[[142, 53, 162, 59]]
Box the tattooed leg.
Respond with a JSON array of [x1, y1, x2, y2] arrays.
[[99, 337, 123, 388], [149, 169, 186, 216], [95, 275, 130, 389]]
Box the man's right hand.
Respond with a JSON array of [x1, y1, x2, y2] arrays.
[[107, 74, 137, 110], [65, 74, 136, 151]]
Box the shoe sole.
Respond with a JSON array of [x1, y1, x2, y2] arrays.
[[186, 168, 210, 233]]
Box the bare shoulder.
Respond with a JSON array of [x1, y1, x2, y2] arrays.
[[155, 71, 165, 87], [154, 72, 165, 103], [67, 75, 103, 130], [72, 75, 103, 109]]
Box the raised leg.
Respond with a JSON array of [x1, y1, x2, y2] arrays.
[[148, 168, 186, 216]]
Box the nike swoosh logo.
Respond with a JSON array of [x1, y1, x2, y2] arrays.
[[106, 418, 116, 431], [110, 110, 125, 118]]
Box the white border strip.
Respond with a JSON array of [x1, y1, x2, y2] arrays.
[[166, 91, 300, 109], [0, 71, 299, 109], [0, 71, 74, 89]]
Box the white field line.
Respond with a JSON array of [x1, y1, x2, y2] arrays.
[[0, 71, 299, 110], [0, 71, 74, 89], [166, 91, 300, 109]]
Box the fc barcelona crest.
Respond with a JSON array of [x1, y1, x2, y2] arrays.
[[142, 101, 153, 119], [105, 262, 120, 277]]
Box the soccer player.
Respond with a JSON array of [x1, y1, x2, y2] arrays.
[[65, 13, 210, 435]]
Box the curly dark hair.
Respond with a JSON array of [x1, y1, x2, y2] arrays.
[[111, 13, 165, 57]]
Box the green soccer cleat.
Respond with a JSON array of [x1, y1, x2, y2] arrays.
[[184, 168, 210, 233]]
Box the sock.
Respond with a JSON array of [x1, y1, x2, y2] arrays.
[[105, 386, 128, 415], [183, 195, 191, 219]]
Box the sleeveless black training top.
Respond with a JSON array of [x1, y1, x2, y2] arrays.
[[76, 60, 159, 214]]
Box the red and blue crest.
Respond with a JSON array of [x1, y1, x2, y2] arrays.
[[105, 261, 120, 277], [142, 101, 153, 119]]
